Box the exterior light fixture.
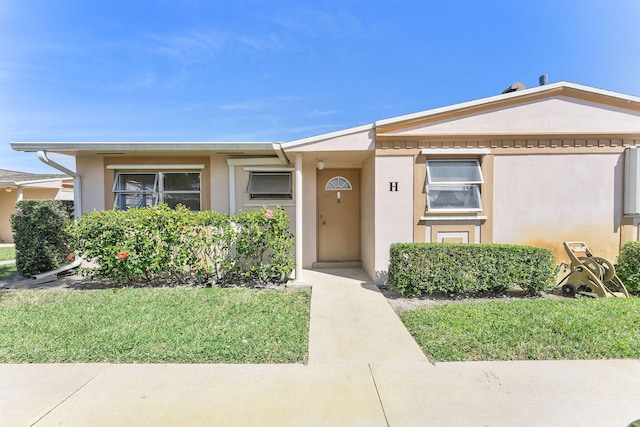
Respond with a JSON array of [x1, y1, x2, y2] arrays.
[[317, 159, 325, 170]]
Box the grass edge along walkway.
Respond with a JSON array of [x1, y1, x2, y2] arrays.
[[401, 297, 640, 362], [0, 287, 310, 364]]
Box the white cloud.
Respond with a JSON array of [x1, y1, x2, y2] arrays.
[[308, 109, 338, 117], [273, 9, 362, 39]]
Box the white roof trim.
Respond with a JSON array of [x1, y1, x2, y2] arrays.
[[421, 148, 491, 155], [243, 166, 295, 172], [282, 123, 374, 149], [376, 81, 640, 127], [226, 158, 286, 166], [14, 177, 70, 185], [106, 164, 205, 170], [11, 141, 280, 152]]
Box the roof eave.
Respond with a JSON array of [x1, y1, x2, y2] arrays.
[[10, 141, 281, 153], [282, 123, 374, 150]]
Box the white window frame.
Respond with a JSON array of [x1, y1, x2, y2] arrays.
[[324, 176, 352, 190], [113, 171, 201, 210], [247, 172, 292, 200], [425, 159, 483, 212]]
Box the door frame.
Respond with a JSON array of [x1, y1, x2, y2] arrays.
[[316, 168, 361, 262]]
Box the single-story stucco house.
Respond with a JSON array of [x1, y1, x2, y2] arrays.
[[0, 169, 74, 243], [11, 81, 640, 282]]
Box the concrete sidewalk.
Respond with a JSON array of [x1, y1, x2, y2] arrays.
[[1, 268, 640, 426]]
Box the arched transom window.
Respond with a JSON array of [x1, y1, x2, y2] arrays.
[[325, 176, 352, 190]]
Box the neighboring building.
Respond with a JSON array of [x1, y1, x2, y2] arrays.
[[0, 169, 74, 243], [11, 82, 640, 282]]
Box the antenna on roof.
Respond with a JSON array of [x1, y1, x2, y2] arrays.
[[501, 82, 526, 94], [539, 74, 549, 86]]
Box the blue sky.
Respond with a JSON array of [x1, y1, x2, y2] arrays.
[[2, 0, 640, 173]]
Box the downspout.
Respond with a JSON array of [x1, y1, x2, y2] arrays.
[[37, 151, 81, 220], [294, 154, 303, 283]]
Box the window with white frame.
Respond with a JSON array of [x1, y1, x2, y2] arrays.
[[247, 172, 292, 199], [425, 159, 483, 212], [113, 172, 201, 210]]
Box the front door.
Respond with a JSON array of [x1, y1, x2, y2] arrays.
[[317, 169, 360, 261]]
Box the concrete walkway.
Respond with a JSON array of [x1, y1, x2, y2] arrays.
[[1, 268, 640, 426]]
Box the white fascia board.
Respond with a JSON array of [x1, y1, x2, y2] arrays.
[[282, 123, 374, 149], [375, 81, 640, 127], [10, 141, 279, 152], [15, 178, 69, 185], [243, 166, 295, 172], [226, 158, 286, 166], [106, 164, 205, 170], [421, 148, 491, 155]]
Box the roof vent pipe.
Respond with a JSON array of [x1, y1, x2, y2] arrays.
[[539, 74, 548, 86], [501, 82, 526, 94], [37, 150, 81, 220]]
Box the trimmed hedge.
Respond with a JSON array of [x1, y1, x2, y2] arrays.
[[10, 200, 72, 276], [67, 204, 295, 286], [388, 243, 556, 296], [616, 241, 640, 293]]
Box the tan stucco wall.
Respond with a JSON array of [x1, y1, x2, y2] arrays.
[[493, 152, 624, 262], [383, 95, 640, 137], [77, 155, 105, 212], [302, 163, 317, 268], [361, 155, 375, 279], [210, 156, 229, 213], [285, 126, 374, 152], [22, 188, 60, 200], [374, 156, 414, 280], [0, 187, 70, 243], [0, 191, 16, 243]]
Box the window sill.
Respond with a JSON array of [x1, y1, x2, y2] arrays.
[[420, 215, 487, 221]]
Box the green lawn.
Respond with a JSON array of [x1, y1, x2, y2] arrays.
[[0, 246, 15, 261], [0, 288, 310, 363], [401, 298, 640, 362], [0, 262, 16, 280]]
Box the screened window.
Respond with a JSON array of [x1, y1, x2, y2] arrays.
[[113, 172, 201, 210], [247, 172, 292, 199], [426, 160, 483, 212]]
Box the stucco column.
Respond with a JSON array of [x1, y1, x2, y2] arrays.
[[228, 165, 236, 215], [294, 154, 303, 282]]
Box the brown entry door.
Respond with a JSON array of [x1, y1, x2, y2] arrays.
[[317, 169, 360, 261]]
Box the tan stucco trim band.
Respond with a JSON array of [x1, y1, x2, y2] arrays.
[[421, 148, 491, 155]]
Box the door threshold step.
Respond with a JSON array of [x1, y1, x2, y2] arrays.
[[312, 261, 362, 269]]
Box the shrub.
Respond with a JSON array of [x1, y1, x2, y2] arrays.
[[226, 208, 295, 284], [616, 241, 640, 293], [67, 205, 294, 286], [388, 243, 556, 296], [10, 200, 72, 276]]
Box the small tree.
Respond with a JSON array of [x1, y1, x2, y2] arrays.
[[11, 200, 72, 277]]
